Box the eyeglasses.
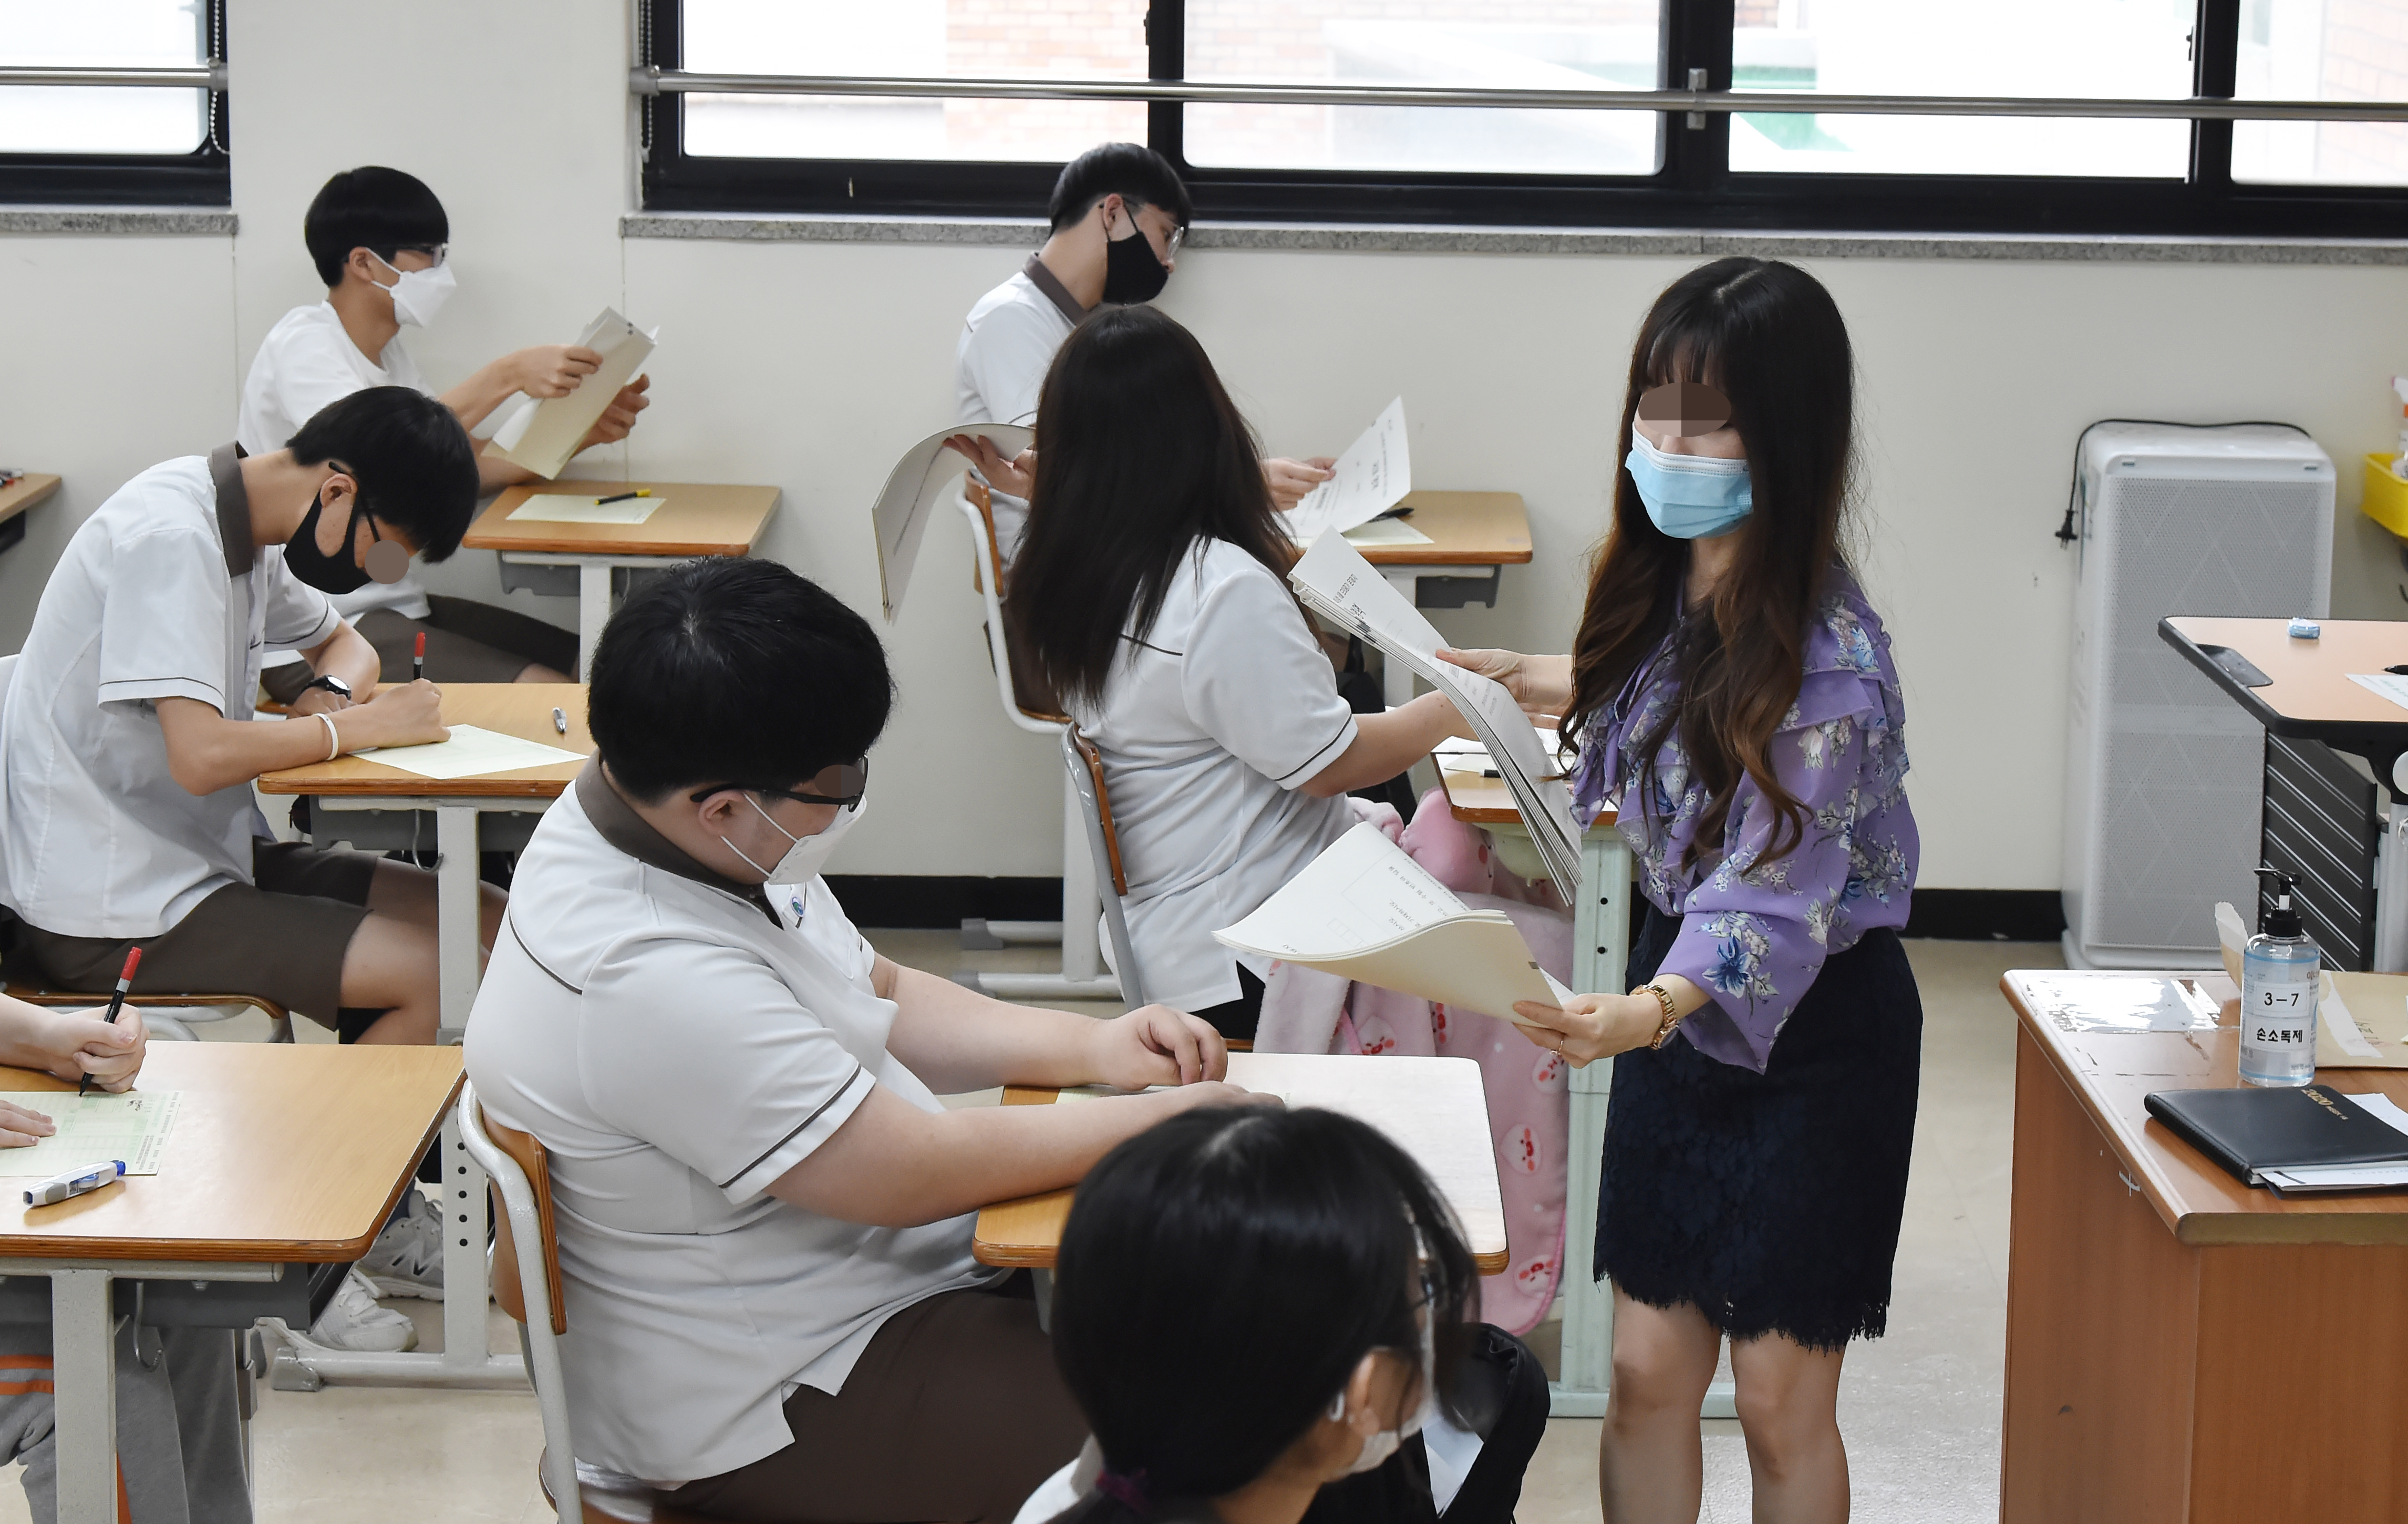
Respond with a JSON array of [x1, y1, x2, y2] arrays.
[[689, 757, 870, 810], [1164, 224, 1186, 262], [1115, 197, 1184, 264]]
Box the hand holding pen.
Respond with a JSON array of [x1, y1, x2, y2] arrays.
[[78, 946, 140, 1096], [414, 630, 426, 684]]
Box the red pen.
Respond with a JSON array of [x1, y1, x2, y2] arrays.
[[79, 946, 140, 1095], [414, 630, 426, 684]]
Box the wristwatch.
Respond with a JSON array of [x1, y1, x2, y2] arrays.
[[299, 674, 354, 701]]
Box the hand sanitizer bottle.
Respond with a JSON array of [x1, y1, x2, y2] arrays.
[[2240, 867, 2319, 1088]]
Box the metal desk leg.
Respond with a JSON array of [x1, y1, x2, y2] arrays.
[[50, 1267, 115, 1524], [435, 804, 482, 1046], [576, 562, 612, 680]]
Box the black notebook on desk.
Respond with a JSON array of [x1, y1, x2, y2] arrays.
[[2145, 1085, 2408, 1190]]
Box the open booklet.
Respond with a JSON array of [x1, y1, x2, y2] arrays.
[[869, 423, 1036, 621], [1289, 530, 1582, 897], [1216, 822, 1574, 1018], [1280, 397, 1410, 544], [484, 308, 657, 480]]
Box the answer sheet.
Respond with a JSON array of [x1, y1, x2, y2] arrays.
[[1281, 397, 1410, 543], [354, 724, 584, 780], [505, 493, 666, 526], [0, 1090, 181, 1178]]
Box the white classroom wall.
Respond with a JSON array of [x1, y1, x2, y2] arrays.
[[3, 0, 2405, 895]]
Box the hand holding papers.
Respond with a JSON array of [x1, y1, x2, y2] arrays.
[[1216, 824, 1574, 1018], [870, 423, 1036, 621], [1280, 398, 1411, 544], [487, 309, 658, 480], [1289, 531, 1583, 897]]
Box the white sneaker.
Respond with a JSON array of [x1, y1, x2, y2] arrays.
[[294, 1268, 419, 1353], [359, 1188, 446, 1300]]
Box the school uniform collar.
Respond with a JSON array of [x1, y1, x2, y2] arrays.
[[208, 442, 252, 578], [576, 760, 781, 926], [1022, 254, 1090, 326]]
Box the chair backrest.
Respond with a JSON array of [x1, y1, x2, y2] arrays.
[[477, 1100, 567, 1337], [1061, 724, 1147, 1009], [958, 488, 1069, 731]]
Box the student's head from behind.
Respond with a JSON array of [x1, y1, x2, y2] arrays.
[[1050, 1107, 1480, 1520], [1009, 305, 1286, 708], [588, 558, 894, 884], [305, 166, 456, 326], [281, 386, 479, 595], [1049, 143, 1192, 305]]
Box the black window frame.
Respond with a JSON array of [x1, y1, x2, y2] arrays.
[[641, 0, 2408, 238], [0, 0, 230, 207]]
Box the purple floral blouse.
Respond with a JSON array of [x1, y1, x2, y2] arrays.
[[1570, 570, 1918, 1073]]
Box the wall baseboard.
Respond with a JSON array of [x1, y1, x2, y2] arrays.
[[832, 876, 2069, 944]]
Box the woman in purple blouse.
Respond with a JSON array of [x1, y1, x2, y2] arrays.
[[1444, 258, 1920, 1524]]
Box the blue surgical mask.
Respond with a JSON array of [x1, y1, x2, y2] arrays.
[[1626, 431, 1752, 539]]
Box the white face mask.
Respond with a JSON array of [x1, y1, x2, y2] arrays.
[[1331, 1294, 1438, 1476], [721, 790, 868, 887], [370, 251, 457, 328]]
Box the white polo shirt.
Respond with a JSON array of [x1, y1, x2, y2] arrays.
[[237, 302, 433, 621], [464, 766, 993, 1485], [1067, 537, 1360, 1011], [0, 447, 340, 938], [955, 258, 1084, 561]]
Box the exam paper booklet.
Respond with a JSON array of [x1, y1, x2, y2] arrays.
[[870, 423, 1036, 621], [2143, 1083, 2408, 1193], [1280, 397, 1410, 544], [505, 492, 666, 526], [354, 724, 584, 780], [1213, 822, 1575, 1018], [0, 1090, 180, 1178], [485, 308, 657, 480], [1290, 531, 1582, 896]]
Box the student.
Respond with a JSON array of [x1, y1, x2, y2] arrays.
[[998, 306, 1464, 1039], [464, 557, 1270, 1519], [241, 166, 652, 694], [1443, 258, 1922, 1524], [0, 387, 504, 1353], [1021, 1106, 1546, 1524], [954, 142, 1333, 561]]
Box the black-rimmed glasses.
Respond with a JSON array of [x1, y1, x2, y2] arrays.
[[689, 757, 869, 810]]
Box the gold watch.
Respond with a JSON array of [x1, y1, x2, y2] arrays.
[[1639, 981, 1683, 1049]]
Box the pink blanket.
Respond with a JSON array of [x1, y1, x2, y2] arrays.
[[1254, 791, 1574, 1335]]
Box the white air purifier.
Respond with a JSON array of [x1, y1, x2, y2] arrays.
[[2061, 423, 2334, 969]]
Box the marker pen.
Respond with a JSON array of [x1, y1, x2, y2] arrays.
[[414, 629, 427, 684], [79, 945, 140, 1097], [25, 1161, 125, 1207]]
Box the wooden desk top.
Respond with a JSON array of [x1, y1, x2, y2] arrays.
[[463, 480, 779, 558], [1436, 754, 1615, 830], [973, 1053, 1510, 1273], [0, 1043, 461, 1262], [1360, 491, 1532, 568], [2162, 615, 2408, 734], [0, 474, 60, 526], [256, 683, 591, 798], [2006, 968, 2408, 1245]]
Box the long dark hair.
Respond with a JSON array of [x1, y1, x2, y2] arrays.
[[1050, 1107, 1479, 1520], [1008, 305, 1295, 708], [1560, 258, 1855, 867]]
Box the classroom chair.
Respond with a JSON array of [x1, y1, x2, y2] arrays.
[[458, 1082, 711, 1524], [1061, 724, 1148, 1010], [956, 483, 1121, 1002]]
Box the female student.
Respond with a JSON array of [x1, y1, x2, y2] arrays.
[[1022, 1105, 1542, 1524], [998, 306, 1465, 1038], [1443, 258, 1921, 1524]]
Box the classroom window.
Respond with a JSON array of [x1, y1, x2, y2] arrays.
[[2231, 0, 2408, 186], [0, 0, 227, 204]]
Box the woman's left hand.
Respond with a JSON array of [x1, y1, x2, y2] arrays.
[[1510, 992, 1662, 1067], [1087, 1004, 1230, 1088]]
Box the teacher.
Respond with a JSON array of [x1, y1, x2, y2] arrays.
[[1442, 256, 1921, 1524]]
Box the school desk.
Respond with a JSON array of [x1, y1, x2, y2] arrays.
[[257, 682, 590, 1393], [1359, 492, 1534, 708], [463, 480, 781, 678], [0, 472, 60, 557], [0, 1042, 462, 1524], [1999, 967, 2408, 1521]]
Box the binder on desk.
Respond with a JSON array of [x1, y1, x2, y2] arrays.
[[2144, 1084, 2408, 1191]]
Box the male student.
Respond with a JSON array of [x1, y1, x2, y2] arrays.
[[954, 142, 1333, 560], [0, 387, 504, 1353], [467, 557, 1271, 1520], [241, 165, 653, 694]]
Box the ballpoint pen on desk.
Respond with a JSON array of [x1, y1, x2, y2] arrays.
[[595, 489, 650, 506], [414, 630, 426, 683], [552, 706, 568, 736], [79, 945, 140, 1096]]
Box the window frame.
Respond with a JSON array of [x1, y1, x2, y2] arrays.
[[0, 0, 230, 207], [640, 0, 2408, 237]]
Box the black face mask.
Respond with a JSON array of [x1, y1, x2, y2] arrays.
[[283, 495, 374, 594], [1101, 222, 1172, 305]]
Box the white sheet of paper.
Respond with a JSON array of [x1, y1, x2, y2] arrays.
[[0, 1090, 181, 1178], [489, 308, 657, 480], [870, 423, 1036, 621], [2320, 976, 2385, 1059], [1219, 822, 1473, 958], [505, 493, 666, 526], [2347, 1091, 2408, 1141], [354, 724, 584, 780], [2347, 672, 2408, 713], [1281, 398, 1410, 543], [1339, 516, 1433, 548]]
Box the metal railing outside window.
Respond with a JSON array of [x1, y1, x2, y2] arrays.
[[0, 0, 229, 204]]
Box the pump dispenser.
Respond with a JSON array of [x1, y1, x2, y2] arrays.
[[2240, 867, 2320, 1088]]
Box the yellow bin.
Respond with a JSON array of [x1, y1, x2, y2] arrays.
[[2365, 452, 2408, 538]]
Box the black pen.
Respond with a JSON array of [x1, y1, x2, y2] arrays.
[[596, 489, 649, 506], [80, 946, 141, 1096]]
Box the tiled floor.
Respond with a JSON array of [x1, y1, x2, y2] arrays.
[[0, 934, 2057, 1524]]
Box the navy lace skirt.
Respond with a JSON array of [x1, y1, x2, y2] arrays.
[[1595, 905, 1924, 1351]]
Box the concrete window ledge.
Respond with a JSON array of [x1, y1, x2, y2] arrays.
[[621, 210, 2408, 266], [0, 207, 236, 236]]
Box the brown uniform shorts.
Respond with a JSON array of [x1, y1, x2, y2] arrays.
[[16, 839, 379, 1028]]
